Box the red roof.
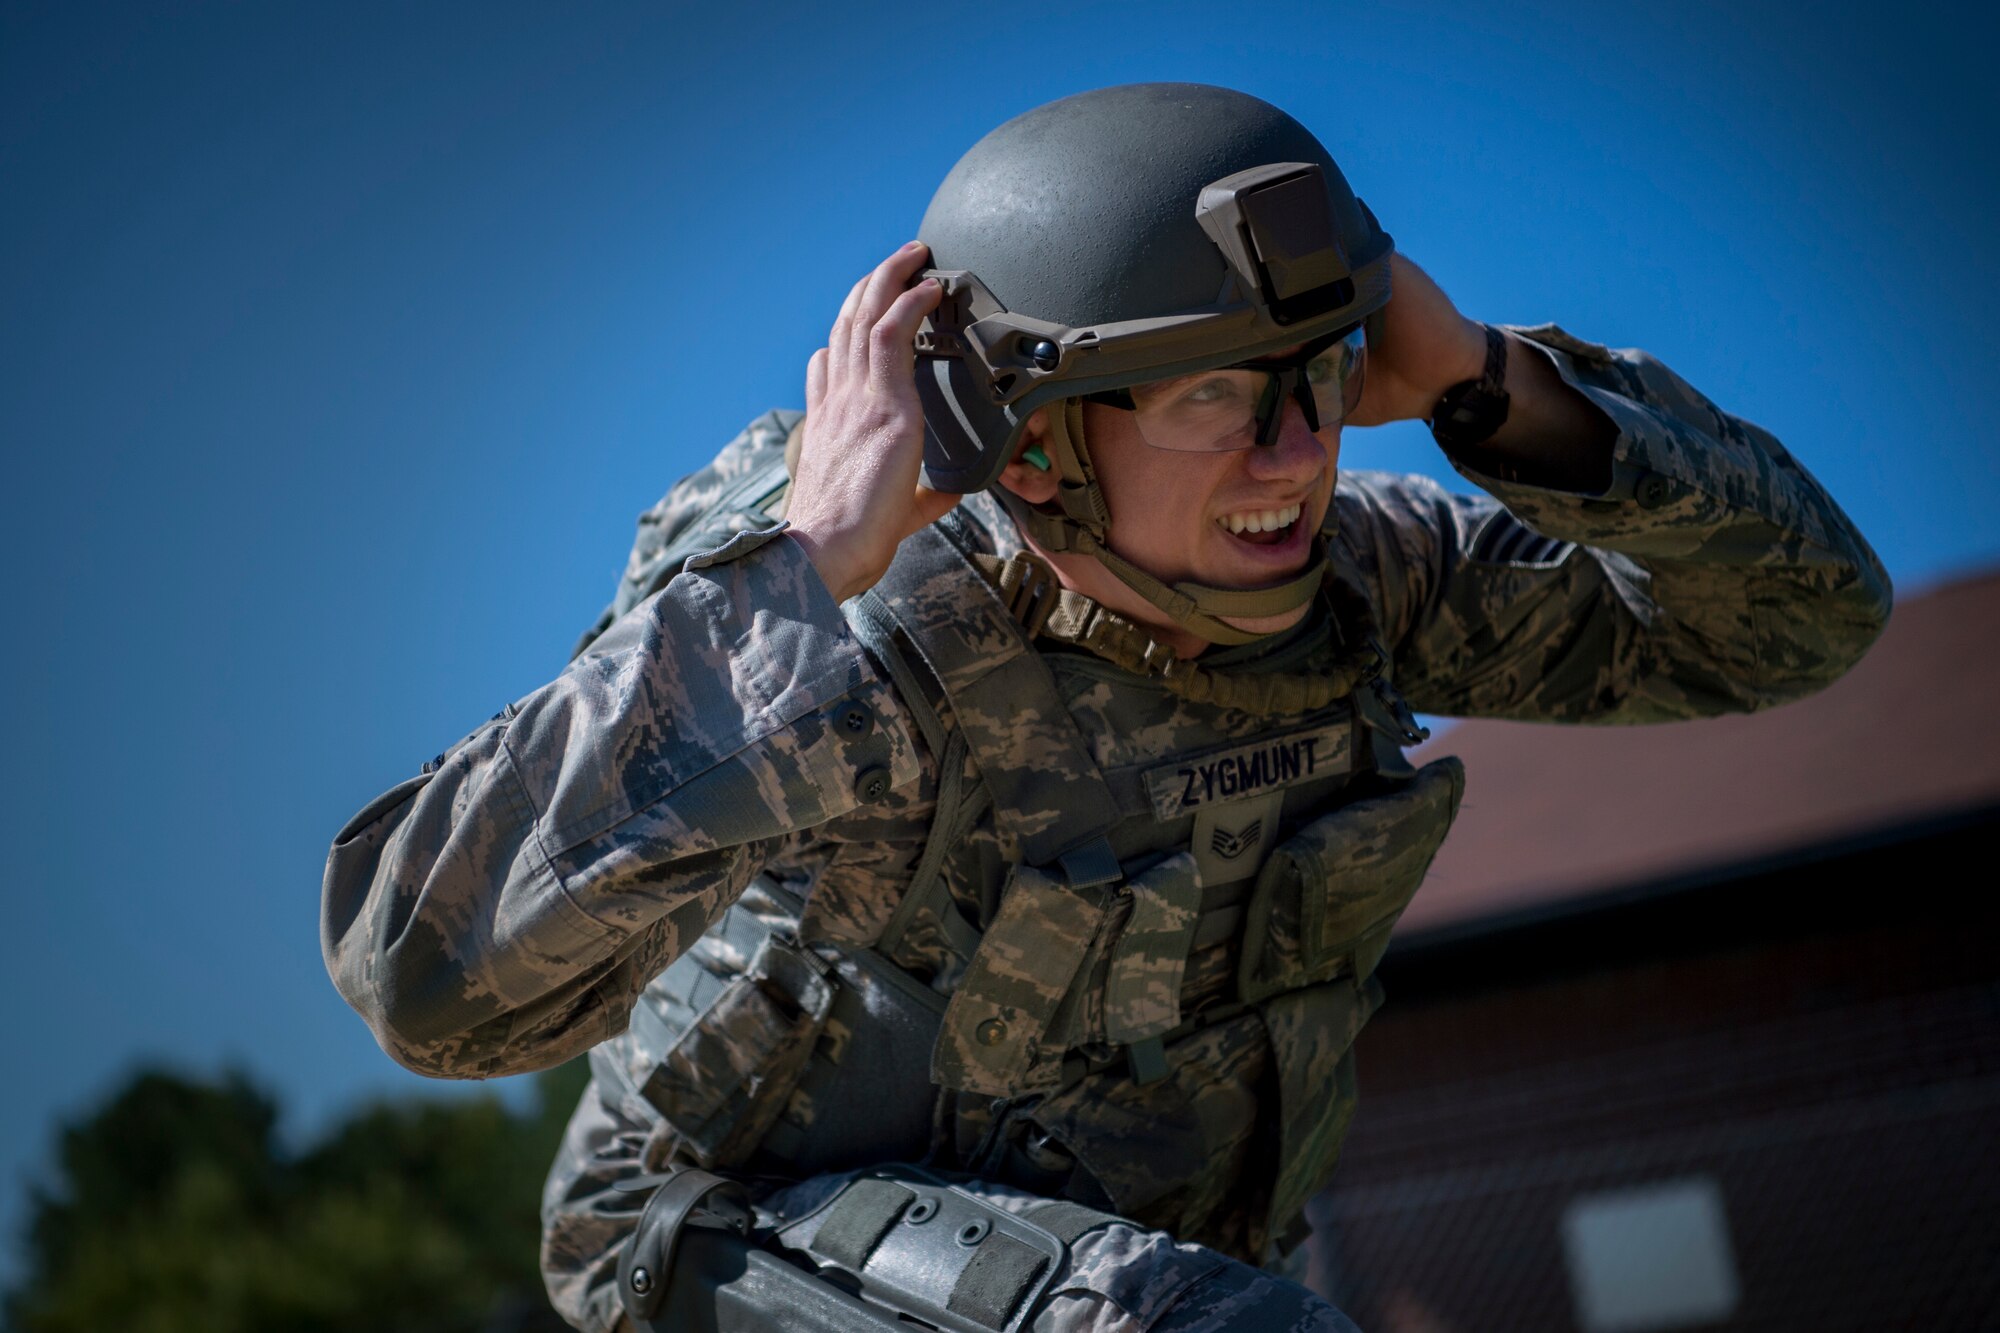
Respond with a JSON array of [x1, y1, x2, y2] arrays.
[[1400, 567, 2000, 935]]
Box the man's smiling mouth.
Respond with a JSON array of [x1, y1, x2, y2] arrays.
[[1217, 502, 1302, 547]]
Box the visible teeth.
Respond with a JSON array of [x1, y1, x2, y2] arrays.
[[1220, 503, 1302, 536]]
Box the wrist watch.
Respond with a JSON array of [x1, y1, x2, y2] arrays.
[[1429, 323, 1511, 448]]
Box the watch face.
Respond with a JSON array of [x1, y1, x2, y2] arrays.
[[1431, 381, 1510, 447]]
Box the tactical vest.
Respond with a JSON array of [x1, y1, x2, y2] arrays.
[[585, 415, 1463, 1262]]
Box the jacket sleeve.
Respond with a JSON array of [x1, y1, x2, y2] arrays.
[[1336, 324, 1893, 723], [320, 526, 924, 1078]]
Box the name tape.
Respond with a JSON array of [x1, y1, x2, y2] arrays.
[[1144, 721, 1352, 819]]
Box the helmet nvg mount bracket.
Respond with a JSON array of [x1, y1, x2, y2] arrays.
[[909, 83, 1394, 645]]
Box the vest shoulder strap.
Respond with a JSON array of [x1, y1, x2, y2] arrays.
[[839, 589, 972, 959], [864, 522, 1128, 1098], [868, 522, 1123, 873]]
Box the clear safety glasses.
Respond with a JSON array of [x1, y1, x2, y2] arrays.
[[1084, 325, 1366, 452]]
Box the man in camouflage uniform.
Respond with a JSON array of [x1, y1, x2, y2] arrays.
[[322, 85, 1889, 1331]]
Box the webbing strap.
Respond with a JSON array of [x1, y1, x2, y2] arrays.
[[1026, 1198, 1120, 1245], [1055, 838, 1123, 890], [849, 590, 951, 760], [872, 734, 963, 953], [948, 1232, 1050, 1329], [846, 590, 965, 959], [979, 549, 1390, 717], [814, 1178, 916, 1271], [935, 893, 984, 959]]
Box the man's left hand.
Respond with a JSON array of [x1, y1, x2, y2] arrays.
[[1344, 252, 1616, 491], [1344, 253, 1487, 429]]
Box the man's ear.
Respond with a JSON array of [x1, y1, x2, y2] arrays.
[[996, 409, 1060, 504]]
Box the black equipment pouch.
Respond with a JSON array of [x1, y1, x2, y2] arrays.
[[753, 941, 947, 1175], [592, 908, 844, 1168], [617, 1169, 753, 1324], [776, 1167, 1084, 1333], [615, 1166, 1111, 1333]]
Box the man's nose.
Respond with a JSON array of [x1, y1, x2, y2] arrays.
[[1245, 398, 1331, 481]]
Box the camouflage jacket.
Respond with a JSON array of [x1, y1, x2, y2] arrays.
[[322, 324, 1889, 1290]]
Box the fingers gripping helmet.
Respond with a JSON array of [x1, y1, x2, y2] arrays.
[[915, 83, 1393, 645]]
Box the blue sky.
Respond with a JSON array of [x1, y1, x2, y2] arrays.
[[4, 0, 1995, 1282]]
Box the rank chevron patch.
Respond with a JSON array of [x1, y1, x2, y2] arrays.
[[1210, 819, 1263, 860]]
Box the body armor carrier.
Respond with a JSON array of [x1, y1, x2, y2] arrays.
[[583, 423, 1462, 1272]]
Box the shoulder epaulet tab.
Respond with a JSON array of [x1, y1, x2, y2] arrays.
[[570, 414, 798, 659]]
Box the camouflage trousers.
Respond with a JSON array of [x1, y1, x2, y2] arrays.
[[542, 1074, 1359, 1333]]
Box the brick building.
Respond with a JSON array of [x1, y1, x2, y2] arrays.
[[1308, 570, 2000, 1332]]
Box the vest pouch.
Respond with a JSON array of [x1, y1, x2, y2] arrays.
[[1236, 757, 1464, 1006], [635, 930, 837, 1170], [933, 864, 1109, 1097], [1257, 974, 1379, 1251], [1035, 849, 1203, 1056]]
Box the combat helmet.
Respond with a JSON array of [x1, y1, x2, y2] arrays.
[[915, 82, 1393, 645]]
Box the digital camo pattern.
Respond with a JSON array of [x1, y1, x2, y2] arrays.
[[1261, 982, 1371, 1252], [323, 334, 1891, 1329], [572, 409, 801, 655], [1238, 758, 1463, 1005], [1340, 325, 1892, 724], [1101, 850, 1202, 1042], [627, 925, 836, 1168], [539, 1068, 649, 1333], [321, 506, 925, 1080], [1018, 1009, 1273, 1255], [871, 523, 1125, 869], [933, 864, 1106, 1096]]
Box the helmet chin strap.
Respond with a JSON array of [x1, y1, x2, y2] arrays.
[[997, 399, 1329, 647]]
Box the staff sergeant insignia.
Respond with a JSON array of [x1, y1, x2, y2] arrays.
[[1143, 721, 1353, 820], [1211, 820, 1262, 859]]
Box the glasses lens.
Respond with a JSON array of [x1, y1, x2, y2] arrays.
[[1129, 368, 1267, 452], [1306, 326, 1367, 426], [1128, 327, 1365, 452]]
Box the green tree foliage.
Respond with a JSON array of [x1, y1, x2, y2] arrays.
[[6, 1060, 592, 1333]]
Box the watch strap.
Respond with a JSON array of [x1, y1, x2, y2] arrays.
[[1429, 323, 1511, 448]]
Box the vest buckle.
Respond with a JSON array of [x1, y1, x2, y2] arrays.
[[992, 550, 1061, 637]]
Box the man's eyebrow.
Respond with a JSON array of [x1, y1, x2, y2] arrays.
[[1143, 370, 1204, 389], [1131, 367, 1234, 400], [1129, 340, 1321, 400]]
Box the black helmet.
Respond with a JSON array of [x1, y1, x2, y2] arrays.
[[913, 83, 1393, 643]]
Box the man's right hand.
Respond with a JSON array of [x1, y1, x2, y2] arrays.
[[786, 241, 956, 603]]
